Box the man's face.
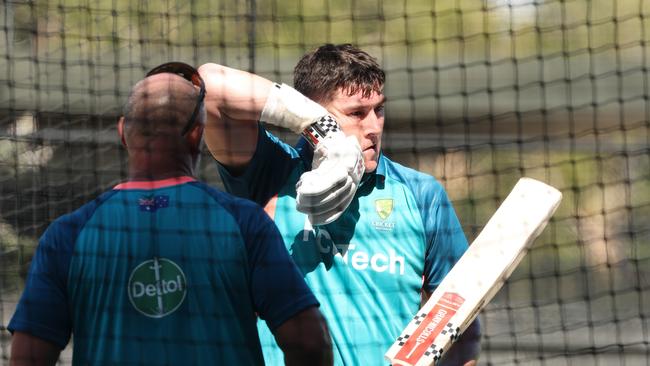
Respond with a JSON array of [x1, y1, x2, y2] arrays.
[[322, 88, 385, 173]]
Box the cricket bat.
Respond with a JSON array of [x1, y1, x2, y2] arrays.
[[385, 177, 562, 366]]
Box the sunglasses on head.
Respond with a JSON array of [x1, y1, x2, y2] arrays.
[[146, 62, 206, 136]]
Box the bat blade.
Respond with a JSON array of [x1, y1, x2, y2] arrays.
[[385, 177, 563, 366]]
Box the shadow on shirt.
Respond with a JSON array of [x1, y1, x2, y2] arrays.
[[288, 175, 378, 276]]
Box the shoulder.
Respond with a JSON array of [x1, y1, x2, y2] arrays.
[[187, 181, 270, 226], [258, 126, 314, 170], [187, 181, 260, 211], [381, 156, 446, 200], [259, 126, 304, 160], [217, 126, 309, 204], [34, 190, 117, 261], [45, 190, 117, 240], [188, 182, 284, 259]]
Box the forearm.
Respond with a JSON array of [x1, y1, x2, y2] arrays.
[[10, 332, 61, 366], [198, 63, 272, 122], [199, 63, 329, 132], [198, 63, 268, 168], [273, 307, 333, 366], [198, 63, 334, 169]]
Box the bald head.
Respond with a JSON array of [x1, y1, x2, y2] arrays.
[[122, 73, 204, 138], [119, 72, 205, 180]]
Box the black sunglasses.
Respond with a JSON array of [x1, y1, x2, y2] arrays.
[[146, 62, 206, 136]]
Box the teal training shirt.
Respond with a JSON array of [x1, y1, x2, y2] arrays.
[[218, 127, 478, 365], [9, 177, 318, 365]]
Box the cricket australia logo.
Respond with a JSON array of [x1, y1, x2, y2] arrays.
[[375, 198, 394, 219], [128, 257, 187, 318], [373, 198, 396, 231]]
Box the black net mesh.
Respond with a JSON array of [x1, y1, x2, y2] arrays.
[[1, 0, 649, 364]]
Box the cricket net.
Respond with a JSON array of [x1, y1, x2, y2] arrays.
[[1, 0, 648, 364]]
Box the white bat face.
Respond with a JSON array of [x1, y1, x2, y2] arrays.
[[386, 178, 562, 366]]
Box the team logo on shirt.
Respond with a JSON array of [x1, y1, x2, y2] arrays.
[[373, 198, 395, 231], [128, 257, 187, 318], [375, 199, 394, 220]]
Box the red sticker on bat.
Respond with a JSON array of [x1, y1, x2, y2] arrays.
[[393, 292, 465, 364]]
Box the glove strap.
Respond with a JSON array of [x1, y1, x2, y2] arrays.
[[301, 115, 341, 148]]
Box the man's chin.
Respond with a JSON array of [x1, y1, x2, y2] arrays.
[[362, 149, 378, 170], [364, 160, 378, 173]]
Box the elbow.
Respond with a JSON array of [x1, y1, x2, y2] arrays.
[[284, 325, 333, 366], [198, 63, 241, 82], [307, 329, 333, 365], [276, 308, 334, 366], [197, 63, 229, 116], [197, 63, 227, 87], [295, 335, 332, 366], [197, 62, 223, 73]]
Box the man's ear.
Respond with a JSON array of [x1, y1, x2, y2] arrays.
[[186, 123, 205, 153], [117, 117, 127, 147]]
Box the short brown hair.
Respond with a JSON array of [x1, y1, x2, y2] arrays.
[[293, 44, 385, 103]]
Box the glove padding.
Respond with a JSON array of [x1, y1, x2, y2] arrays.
[[296, 133, 365, 225]]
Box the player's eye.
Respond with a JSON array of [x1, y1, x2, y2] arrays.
[[349, 110, 365, 117], [375, 105, 385, 114]]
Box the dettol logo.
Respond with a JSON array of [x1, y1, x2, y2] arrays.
[[128, 257, 187, 318]]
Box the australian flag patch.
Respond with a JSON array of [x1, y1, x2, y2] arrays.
[[138, 195, 169, 212]]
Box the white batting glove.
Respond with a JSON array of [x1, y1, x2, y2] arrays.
[[258, 83, 365, 224], [295, 118, 365, 225]]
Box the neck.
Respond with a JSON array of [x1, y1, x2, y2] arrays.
[[127, 169, 194, 181], [126, 154, 196, 182]]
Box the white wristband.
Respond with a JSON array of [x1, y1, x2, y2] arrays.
[[260, 83, 329, 133]]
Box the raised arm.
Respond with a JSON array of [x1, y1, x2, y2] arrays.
[[198, 63, 365, 225], [197, 63, 271, 171], [273, 307, 333, 366], [198, 62, 342, 170]]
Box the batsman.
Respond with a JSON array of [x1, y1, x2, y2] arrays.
[[199, 43, 481, 365]]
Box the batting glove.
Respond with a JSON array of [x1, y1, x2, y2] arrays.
[[296, 118, 365, 225]]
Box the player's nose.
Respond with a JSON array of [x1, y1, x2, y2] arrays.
[[363, 110, 382, 136]]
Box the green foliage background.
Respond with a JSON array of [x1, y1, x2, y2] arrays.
[[1, 0, 649, 363]]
